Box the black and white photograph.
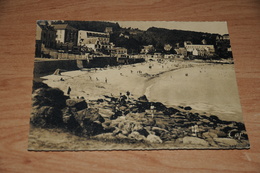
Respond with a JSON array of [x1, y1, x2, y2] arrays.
[[28, 20, 250, 150]]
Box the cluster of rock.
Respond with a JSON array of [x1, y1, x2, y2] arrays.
[[93, 95, 249, 148], [31, 81, 249, 148], [31, 81, 105, 136]]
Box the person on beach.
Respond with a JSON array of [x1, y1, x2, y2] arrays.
[[105, 77, 107, 83], [126, 91, 130, 102], [67, 86, 71, 96], [89, 76, 92, 80], [119, 93, 127, 105]]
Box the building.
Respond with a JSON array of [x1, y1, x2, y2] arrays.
[[78, 30, 110, 45], [111, 47, 128, 57], [52, 24, 78, 47], [174, 47, 187, 57], [78, 30, 111, 53], [184, 41, 215, 57], [35, 22, 56, 57], [164, 44, 172, 52], [222, 34, 230, 40], [216, 34, 230, 42], [140, 45, 155, 54]]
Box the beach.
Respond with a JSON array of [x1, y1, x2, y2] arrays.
[[40, 60, 243, 122]]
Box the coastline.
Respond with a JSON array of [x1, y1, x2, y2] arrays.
[[38, 60, 243, 122]]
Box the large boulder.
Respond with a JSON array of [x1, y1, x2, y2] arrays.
[[152, 127, 172, 141], [213, 138, 238, 147], [138, 95, 149, 102], [186, 113, 200, 121], [62, 107, 80, 131], [202, 132, 218, 139], [153, 102, 167, 111], [152, 127, 168, 135], [128, 131, 146, 141], [209, 129, 227, 138], [102, 120, 116, 132], [98, 108, 114, 118], [184, 106, 192, 110], [146, 134, 162, 144], [183, 137, 209, 147], [209, 115, 221, 123], [75, 108, 104, 124], [118, 121, 135, 135], [163, 107, 180, 116], [74, 108, 105, 136], [66, 99, 88, 111]]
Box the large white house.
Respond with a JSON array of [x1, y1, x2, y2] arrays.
[[52, 24, 78, 45], [184, 41, 215, 56], [78, 30, 111, 52]]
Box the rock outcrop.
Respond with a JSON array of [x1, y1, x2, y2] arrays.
[[30, 82, 250, 149]]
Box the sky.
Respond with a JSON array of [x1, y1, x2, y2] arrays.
[[113, 21, 229, 35]]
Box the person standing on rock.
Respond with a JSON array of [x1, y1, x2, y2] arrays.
[[194, 124, 199, 136], [191, 124, 199, 137], [150, 103, 155, 118]]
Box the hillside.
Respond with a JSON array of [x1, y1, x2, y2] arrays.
[[50, 21, 224, 55]]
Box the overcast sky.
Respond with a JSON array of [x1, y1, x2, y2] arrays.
[[114, 21, 229, 35]]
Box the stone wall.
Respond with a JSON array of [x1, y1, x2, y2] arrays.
[[33, 60, 81, 75]]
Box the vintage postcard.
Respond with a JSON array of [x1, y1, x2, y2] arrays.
[[28, 20, 250, 150]]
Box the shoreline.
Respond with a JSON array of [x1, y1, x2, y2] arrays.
[[38, 60, 243, 121], [143, 63, 242, 122]]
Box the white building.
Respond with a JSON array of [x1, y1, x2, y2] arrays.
[[52, 24, 78, 45], [78, 30, 111, 52], [78, 30, 110, 45], [184, 41, 215, 56], [111, 47, 128, 57]]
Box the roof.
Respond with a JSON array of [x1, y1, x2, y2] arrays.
[[51, 24, 77, 31]]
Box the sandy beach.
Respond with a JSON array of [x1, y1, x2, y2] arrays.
[[40, 60, 243, 122]]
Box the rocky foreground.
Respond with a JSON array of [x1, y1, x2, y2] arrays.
[[30, 81, 250, 149]]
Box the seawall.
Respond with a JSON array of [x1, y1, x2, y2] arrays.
[[34, 57, 145, 76], [34, 59, 81, 75]]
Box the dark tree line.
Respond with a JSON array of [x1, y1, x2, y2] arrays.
[[110, 26, 220, 54]]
